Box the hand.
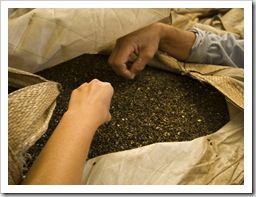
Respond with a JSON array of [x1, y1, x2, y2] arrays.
[[67, 79, 114, 128], [108, 22, 196, 79], [22, 80, 114, 185], [108, 23, 162, 79]]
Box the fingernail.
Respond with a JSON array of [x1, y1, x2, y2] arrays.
[[131, 73, 136, 79]]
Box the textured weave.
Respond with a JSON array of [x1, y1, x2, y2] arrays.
[[170, 8, 244, 39], [8, 67, 60, 185], [154, 52, 244, 110]]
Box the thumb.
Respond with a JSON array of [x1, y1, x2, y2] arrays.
[[105, 112, 112, 124], [130, 50, 153, 75]]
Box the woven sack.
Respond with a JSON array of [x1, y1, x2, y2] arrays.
[[8, 67, 60, 185], [152, 52, 244, 110]]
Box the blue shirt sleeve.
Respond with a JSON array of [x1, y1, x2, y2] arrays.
[[186, 28, 244, 68]]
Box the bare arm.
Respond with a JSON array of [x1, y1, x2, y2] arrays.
[[22, 79, 114, 185], [158, 23, 196, 61], [108, 22, 196, 79]]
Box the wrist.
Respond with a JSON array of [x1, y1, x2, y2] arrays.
[[61, 110, 100, 140], [158, 23, 196, 61], [154, 22, 171, 40]]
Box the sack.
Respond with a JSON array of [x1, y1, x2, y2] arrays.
[[7, 8, 245, 186], [82, 53, 244, 185], [8, 67, 60, 184], [153, 52, 244, 110], [8, 8, 171, 73], [170, 8, 244, 39]]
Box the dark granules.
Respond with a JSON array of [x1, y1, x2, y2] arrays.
[[18, 54, 229, 175]]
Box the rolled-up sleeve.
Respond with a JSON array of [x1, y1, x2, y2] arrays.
[[186, 28, 244, 68]]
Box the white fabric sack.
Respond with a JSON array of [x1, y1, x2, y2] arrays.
[[82, 102, 243, 185], [81, 57, 244, 184], [8, 8, 170, 73]]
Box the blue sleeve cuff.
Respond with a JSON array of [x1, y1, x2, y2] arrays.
[[186, 27, 244, 68]]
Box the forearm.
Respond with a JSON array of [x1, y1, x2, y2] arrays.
[[157, 23, 196, 61], [22, 111, 98, 185]]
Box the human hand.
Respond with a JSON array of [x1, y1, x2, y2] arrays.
[[108, 23, 162, 79], [108, 22, 196, 79], [67, 79, 114, 129], [22, 79, 114, 185]]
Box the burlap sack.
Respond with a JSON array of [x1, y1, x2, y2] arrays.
[[152, 52, 244, 110], [169, 8, 244, 39], [8, 67, 61, 185]]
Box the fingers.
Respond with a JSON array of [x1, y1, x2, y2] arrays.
[[108, 42, 135, 79], [109, 35, 156, 79], [109, 48, 153, 79], [78, 79, 113, 95], [108, 23, 162, 79], [70, 79, 114, 124], [90, 79, 114, 96], [105, 112, 112, 123], [130, 50, 153, 75], [88, 79, 114, 124]]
